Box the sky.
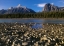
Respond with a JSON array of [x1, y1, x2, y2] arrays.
[[0, 0, 64, 12]]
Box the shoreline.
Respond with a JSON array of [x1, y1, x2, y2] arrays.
[[0, 18, 64, 20]]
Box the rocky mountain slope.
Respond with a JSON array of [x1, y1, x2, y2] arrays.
[[0, 4, 35, 14], [43, 3, 64, 12]]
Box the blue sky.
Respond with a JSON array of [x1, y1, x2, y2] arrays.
[[0, 0, 64, 12]]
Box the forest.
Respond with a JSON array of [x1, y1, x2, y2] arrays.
[[0, 12, 64, 18]]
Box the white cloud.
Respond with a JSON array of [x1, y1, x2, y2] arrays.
[[37, 3, 46, 7], [51, 3, 54, 5], [36, 3, 54, 8]]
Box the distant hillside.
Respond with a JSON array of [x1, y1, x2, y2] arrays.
[[0, 4, 35, 14]]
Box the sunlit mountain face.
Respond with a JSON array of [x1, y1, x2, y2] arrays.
[[43, 3, 64, 12], [0, 4, 35, 14]]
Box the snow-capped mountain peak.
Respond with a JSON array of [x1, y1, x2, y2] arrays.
[[0, 4, 35, 14], [17, 4, 21, 7]]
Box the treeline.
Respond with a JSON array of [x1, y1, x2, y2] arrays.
[[0, 12, 64, 18]]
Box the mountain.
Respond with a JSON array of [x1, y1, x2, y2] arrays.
[[43, 3, 64, 12], [0, 4, 35, 14], [0, 9, 7, 14]]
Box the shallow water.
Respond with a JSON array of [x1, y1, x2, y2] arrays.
[[0, 19, 64, 24], [0, 19, 64, 29]]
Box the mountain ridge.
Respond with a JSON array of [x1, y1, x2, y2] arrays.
[[1, 3, 64, 14], [43, 3, 64, 12], [0, 4, 35, 14]]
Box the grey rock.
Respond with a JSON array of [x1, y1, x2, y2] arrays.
[[0, 5, 35, 14], [43, 3, 64, 12]]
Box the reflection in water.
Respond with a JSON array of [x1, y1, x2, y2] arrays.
[[0, 19, 64, 24], [31, 23, 43, 29], [0, 19, 64, 29]]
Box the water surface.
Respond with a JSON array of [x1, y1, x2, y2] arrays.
[[0, 19, 64, 24], [0, 19, 64, 29]]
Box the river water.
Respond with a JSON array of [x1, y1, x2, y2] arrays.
[[0, 19, 64, 23], [0, 19, 64, 29]]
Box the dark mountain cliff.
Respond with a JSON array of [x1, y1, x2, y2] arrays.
[[43, 3, 64, 12]]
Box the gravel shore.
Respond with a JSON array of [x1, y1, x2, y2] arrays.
[[0, 23, 64, 46]]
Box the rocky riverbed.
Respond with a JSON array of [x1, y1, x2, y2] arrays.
[[0, 23, 64, 46]]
